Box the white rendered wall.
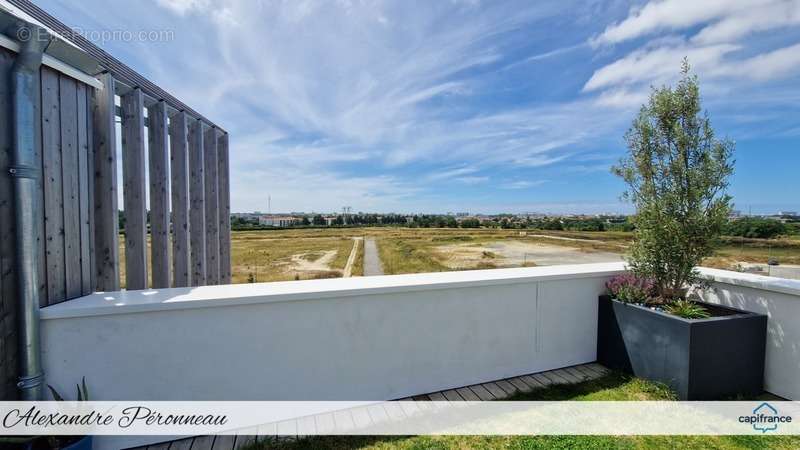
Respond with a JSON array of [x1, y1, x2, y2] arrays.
[[40, 263, 625, 401], [696, 268, 800, 400]]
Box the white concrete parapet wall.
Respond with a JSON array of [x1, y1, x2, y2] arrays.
[[696, 268, 800, 400], [41, 262, 626, 401]]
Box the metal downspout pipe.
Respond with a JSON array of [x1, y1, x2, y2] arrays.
[[8, 20, 50, 401]]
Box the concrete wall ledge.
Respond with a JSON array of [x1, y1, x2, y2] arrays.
[[41, 261, 628, 319], [698, 267, 800, 298]]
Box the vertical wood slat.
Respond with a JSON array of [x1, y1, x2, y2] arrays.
[[121, 88, 148, 290], [59, 75, 81, 300], [76, 83, 93, 295], [84, 84, 96, 294], [32, 60, 47, 307], [217, 132, 231, 284], [188, 119, 206, 286], [41, 68, 65, 304], [204, 127, 219, 285], [147, 101, 170, 288], [91, 72, 119, 292], [0, 47, 19, 398], [169, 111, 190, 287]]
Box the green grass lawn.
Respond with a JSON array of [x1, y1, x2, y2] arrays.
[[245, 373, 800, 450]]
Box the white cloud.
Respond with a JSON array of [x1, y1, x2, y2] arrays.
[[454, 176, 490, 185], [593, 0, 779, 46], [584, 43, 740, 92], [593, 88, 649, 108], [693, 1, 800, 44], [585, 40, 800, 95], [425, 166, 481, 182], [500, 180, 548, 190], [513, 154, 571, 168], [719, 42, 800, 81], [154, 0, 211, 15], [585, 0, 800, 116], [131, 0, 798, 212]]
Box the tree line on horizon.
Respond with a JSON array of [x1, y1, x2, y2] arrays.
[[116, 210, 797, 239]]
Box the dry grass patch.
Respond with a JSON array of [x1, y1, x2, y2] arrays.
[[114, 228, 800, 286], [231, 233, 354, 283]]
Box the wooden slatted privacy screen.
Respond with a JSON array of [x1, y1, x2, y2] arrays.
[[41, 66, 96, 304], [0, 47, 232, 305], [1, 1, 231, 400], [111, 92, 231, 293]]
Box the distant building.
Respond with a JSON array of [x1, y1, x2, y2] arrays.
[[779, 211, 798, 217], [259, 215, 297, 227]]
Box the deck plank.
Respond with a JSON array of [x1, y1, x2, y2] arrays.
[[571, 364, 597, 378], [190, 436, 215, 450], [232, 434, 257, 450], [494, 379, 518, 396], [532, 373, 554, 387], [211, 435, 235, 450], [481, 382, 508, 399], [442, 389, 465, 401], [585, 363, 610, 376], [563, 366, 591, 382], [456, 387, 481, 401], [168, 438, 194, 450], [468, 384, 496, 400], [428, 391, 448, 402], [540, 370, 570, 384], [553, 368, 581, 383], [508, 377, 533, 393], [520, 375, 545, 390]]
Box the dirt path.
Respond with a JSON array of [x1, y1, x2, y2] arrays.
[[288, 250, 337, 272], [526, 234, 605, 244], [364, 237, 384, 276], [342, 237, 362, 277], [434, 240, 623, 269]]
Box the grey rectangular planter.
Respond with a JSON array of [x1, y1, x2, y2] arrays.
[[597, 295, 767, 400]]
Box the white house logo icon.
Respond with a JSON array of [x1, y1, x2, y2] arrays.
[[738, 402, 793, 433]]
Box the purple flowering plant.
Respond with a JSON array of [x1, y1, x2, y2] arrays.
[[605, 274, 655, 304]]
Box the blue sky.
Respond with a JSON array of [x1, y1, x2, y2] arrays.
[[38, 0, 800, 214]]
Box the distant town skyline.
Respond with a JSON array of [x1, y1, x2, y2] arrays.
[[40, 0, 800, 215], [233, 207, 798, 218]]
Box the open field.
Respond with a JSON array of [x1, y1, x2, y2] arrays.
[[374, 229, 629, 275], [117, 227, 800, 287], [231, 231, 356, 283]]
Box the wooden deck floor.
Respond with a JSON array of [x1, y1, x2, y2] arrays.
[[129, 363, 610, 450]]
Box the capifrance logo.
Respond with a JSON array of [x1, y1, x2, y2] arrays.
[[739, 402, 793, 433]]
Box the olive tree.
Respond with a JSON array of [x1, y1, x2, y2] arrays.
[[613, 61, 734, 298]]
